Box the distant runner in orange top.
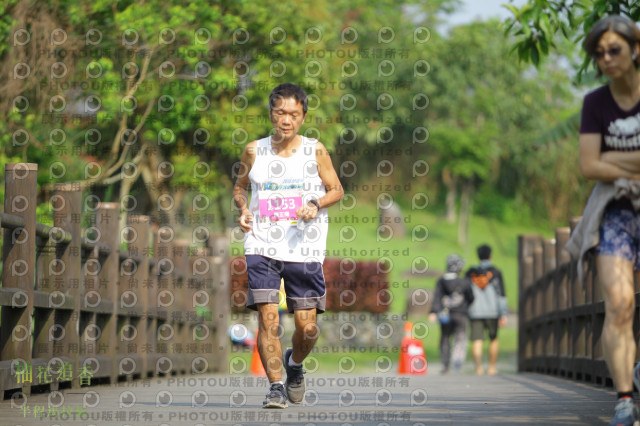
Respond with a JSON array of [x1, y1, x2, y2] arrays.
[[465, 244, 507, 376]]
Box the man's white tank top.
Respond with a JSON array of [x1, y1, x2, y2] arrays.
[[244, 135, 328, 263]]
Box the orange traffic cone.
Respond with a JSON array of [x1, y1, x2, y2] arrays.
[[398, 321, 427, 375], [250, 330, 266, 375]]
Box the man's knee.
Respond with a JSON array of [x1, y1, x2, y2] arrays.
[[606, 297, 635, 326], [300, 322, 319, 339], [258, 304, 279, 318]]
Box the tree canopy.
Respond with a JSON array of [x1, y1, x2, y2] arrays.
[[1, 0, 588, 239], [505, 0, 640, 72]]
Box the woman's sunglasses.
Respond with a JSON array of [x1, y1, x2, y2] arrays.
[[593, 46, 623, 59]]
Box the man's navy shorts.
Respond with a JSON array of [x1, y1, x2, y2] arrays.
[[245, 255, 326, 314]]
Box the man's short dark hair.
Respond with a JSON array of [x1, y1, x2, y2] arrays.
[[269, 83, 308, 115], [477, 244, 492, 261]]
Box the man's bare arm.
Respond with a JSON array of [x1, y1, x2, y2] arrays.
[[295, 141, 343, 221], [315, 142, 344, 208], [233, 141, 257, 231]]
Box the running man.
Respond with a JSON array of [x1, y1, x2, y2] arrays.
[[429, 254, 475, 374], [466, 244, 507, 376], [233, 83, 343, 408]]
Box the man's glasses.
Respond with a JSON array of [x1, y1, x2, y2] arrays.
[[593, 46, 623, 59]]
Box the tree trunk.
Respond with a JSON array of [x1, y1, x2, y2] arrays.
[[139, 158, 176, 227], [457, 178, 474, 247], [216, 194, 228, 233], [141, 147, 178, 227], [118, 173, 135, 236], [442, 168, 457, 223]]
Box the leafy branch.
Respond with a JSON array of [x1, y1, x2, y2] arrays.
[[504, 0, 640, 77]]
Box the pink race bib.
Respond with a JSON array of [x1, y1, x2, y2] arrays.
[[258, 189, 302, 222]]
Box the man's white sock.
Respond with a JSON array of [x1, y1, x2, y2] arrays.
[[288, 356, 303, 368]]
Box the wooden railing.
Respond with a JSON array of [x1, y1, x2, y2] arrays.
[[0, 163, 229, 397], [517, 219, 623, 387]]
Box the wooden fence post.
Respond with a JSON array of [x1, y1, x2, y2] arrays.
[[96, 202, 120, 384], [568, 218, 585, 307], [554, 227, 571, 375], [209, 235, 230, 373], [53, 183, 82, 388], [518, 235, 539, 372], [155, 226, 175, 375], [533, 241, 544, 282], [543, 238, 556, 314], [1, 163, 37, 395], [125, 215, 150, 379], [555, 228, 571, 311], [190, 247, 209, 373], [146, 225, 161, 377], [172, 240, 190, 374], [33, 208, 56, 380], [81, 231, 100, 377]]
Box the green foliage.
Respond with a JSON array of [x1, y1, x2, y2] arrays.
[[0, 1, 19, 57], [532, 111, 580, 146], [474, 185, 514, 222], [2, 0, 358, 229], [505, 0, 640, 77], [420, 20, 580, 226], [195, 305, 211, 321], [0, 0, 588, 241], [36, 203, 54, 227]]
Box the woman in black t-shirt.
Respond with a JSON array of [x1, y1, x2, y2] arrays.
[[579, 15, 640, 426]]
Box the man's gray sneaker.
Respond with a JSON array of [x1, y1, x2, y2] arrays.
[[263, 384, 288, 409], [609, 397, 639, 426], [283, 348, 306, 404]]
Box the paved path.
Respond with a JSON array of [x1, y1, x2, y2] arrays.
[[0, 371, 617, 425]]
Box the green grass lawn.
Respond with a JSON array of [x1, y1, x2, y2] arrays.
[[324, 196, 554, 313]]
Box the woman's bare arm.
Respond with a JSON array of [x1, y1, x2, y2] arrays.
[[579, 133, 640, 181], [601, 150, 640, 174]]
